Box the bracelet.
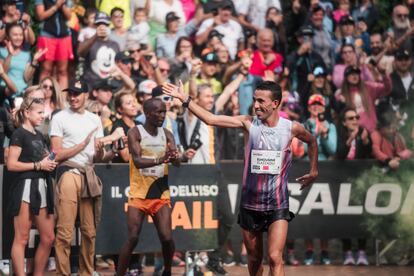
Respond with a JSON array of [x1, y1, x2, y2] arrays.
[[33, 162, 36, 171], [183, 96, 192, 108], [31, 62, 39, 68], [38, 161, 42, 171]]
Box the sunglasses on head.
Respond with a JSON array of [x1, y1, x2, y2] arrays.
[[345, 115, 360, 121], [27, 98, 45, 109], [160, 95, 172, 102]]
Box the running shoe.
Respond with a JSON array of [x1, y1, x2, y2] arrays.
[[195, 252, 209, 267], [343, 251, 356, 265], [96, 257, 109, 269], [320, 250, 331, 265], [356, 250, 369, 266], [206, 261, 228, 275], [223, 254, 236, 267], [239, 254, 248, 267], [286, 251, 300, 266], [0, 260, 10, 275], [154, 256, 163, 275], [303, 250, 314, 265]]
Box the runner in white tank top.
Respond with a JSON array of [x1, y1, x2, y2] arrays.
[[163, 80, 318, 276]]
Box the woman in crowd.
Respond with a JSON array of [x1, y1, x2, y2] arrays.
[[0, 23, 46, 98], [40, 77, 64, 120], [335, 65, 391, 133], [7, 93, 57, 275], [35, 0, 73, 89], [265, 6, 288, 57], [169, 36, 194, 84]]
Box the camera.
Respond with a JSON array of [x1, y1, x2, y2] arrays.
[[318, 112, 325, 122], [189, 138, 203, 150]]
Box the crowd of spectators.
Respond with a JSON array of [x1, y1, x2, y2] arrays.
[[1, 0, 414, 274]]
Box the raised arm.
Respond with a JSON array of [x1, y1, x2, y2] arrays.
[[162, 82, 250, 129], [292, 121, 318, 189]]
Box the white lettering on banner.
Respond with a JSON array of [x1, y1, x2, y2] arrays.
[[365, 184, 402, 215], [288, 183, 303, 214], [298, 183, 335, 215], [337, 183, 363, 214], [401, 184, 414, 214], [169, 185, 219, 197], [111, 186, 122, 198]]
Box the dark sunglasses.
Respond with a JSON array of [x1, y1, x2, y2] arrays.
[[42, 84, 53, 90], [27, 98, 45, 109], [397, 13, 409, 18], [160, 68, 170, 73], [129, 49, 141, 54], [345, 115, 360, 121], [92, 111, 102, 116]]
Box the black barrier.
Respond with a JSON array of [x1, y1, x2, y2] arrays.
[[2, 161, 414, 258]]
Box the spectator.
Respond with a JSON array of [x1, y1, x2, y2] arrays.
[[249, 28, 283, 78], [389, 49, 414, 110], [335, 15, 369, 54], [333, 0, 351, 24], [332, 44, 373, 89], [169, 36, 193, 84], [335, 65, 391, 133], [113, 51, 137, 90], [196, 1, 244, 59], [286, 25, 325, 102], [35, 0, 73, 89], [157, 58, 171, 83], [367, 32, 394, 75], [0, 0, 35, 47], [109, 7, 128, 51], [303, 94, 337, 161], [309, 5, 335, 70], [128, 8, 150, 47], [78, 12, 120, 84], [155, 11, 197, 59], [136, 79, 157, 110], [7, 95, 57, 276], [236, 0, 282, 31], [371, 103, 412, 170], [214, 43, 231, 83], [40, 77, 64, 120], [284, 0, 308, 51], [189, 51, 222, 96], [0, 60, 17, 105], [387, 5, 413, 54], [77, 7, 97, 43], [352, 0, 379, 33], [0, 23, 47, 97], [97, 0, 132, 28], [91, 79, 117, 133], [265, 6, 288, 57], [336, 107, 371, 160], [111, 91, 139, 162]]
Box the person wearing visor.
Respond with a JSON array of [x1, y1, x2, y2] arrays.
[[188, 51, 222, 96]]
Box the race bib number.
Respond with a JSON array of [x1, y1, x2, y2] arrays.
[[250, 150, 282, 175], [141, 164, 165, 177]]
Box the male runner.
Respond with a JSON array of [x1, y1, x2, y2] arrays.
[[117, 98, 180, 276], [163, 81, 318, 276]]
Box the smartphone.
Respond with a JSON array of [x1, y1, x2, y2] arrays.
[[369, 58, 377, 67], [48, 151, 56, 160], [190, 138, 203, 150], [318, 112, 326, 122]]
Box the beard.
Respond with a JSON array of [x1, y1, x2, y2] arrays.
[[393, 17, 411, 29], [371, 46, 383, 56]]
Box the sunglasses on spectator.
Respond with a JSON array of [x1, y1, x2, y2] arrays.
[[92, 111, 102, 116], [42, 84, 53, 90], [27, 98, 45, 109], [159, 68, 170, 73], [160, 96, 172, 102], [129, 49, 141, 54], [397, 13, 409, 19], [345, 115, 360, 121]]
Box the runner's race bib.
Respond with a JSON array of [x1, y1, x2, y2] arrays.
[[251, 150, 282, 175], [141, 156, 165, 177]]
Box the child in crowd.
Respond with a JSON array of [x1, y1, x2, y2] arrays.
[[78, 8, 98, 43], [128, 8, 150, 46]]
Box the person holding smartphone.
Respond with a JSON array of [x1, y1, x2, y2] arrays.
[[7, 95, 58, 275]]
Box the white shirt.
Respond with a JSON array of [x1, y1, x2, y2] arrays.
[[128, 21, 150, 44], [49, 109, 104, 166], [183, 112, 213, 164], [149, 0, 186, 26], [235, 0, 282, 29], [78, 26, 96, 42], [197, 18, 244, 59], [401, 74, 412, 93]]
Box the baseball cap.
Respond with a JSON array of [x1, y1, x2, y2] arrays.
[[394, 49, 411, 60], [138, 80, 157, 94], [95, 12, 110, 25], [344, 66, 361, 77], [339, 15, 355, 25], [313, 66, 326, 77], [63, 79, 89, 94], [219, 1, 233, 10], [308, 94, 325, 106], [165, 12, 180, 22], [208, 30, 224, 40], [201, 51, 218, 63], [151, 85, 165, 98], [93, 79, 116, 91], [296, 25, 314, 37], [115, 51, 133, 63]]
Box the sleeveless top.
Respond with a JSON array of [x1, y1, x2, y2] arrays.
[[242, 117, 293, 211], [129, 125, 169, 199]]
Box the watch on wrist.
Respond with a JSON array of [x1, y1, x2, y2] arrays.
[[183, 96, 192, 108]]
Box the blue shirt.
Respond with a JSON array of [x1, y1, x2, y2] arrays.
[[0, 48, 31, 97]]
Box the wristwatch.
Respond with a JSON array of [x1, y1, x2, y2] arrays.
[[183, 96, 192, 108]]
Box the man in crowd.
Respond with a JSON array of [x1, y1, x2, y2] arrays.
[[117, 98, 180, 276]]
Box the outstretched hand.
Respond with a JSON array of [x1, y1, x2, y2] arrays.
[[162, 81, 186, 102], [296, 171, 318, 190]]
